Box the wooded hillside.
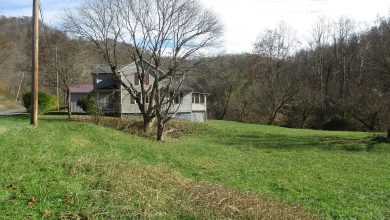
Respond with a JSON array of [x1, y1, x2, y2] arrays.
[[189, 18, 390, 131], [0, 15, 389, 131]]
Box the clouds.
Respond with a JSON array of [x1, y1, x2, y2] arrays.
[[200, 0, 390, 53], [0, 0, 389, 53]]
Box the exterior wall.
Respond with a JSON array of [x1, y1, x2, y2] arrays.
[[122, 113, 143, 119], [119, 62, 193, 114], [175, 112, 192, 121], [70, 93, 88, 113], [191, 112, 206, 122], [175, 91, 192, 113], [119, 61, 156, 89], [122, 112, 191, 121], [121, 90, 193, 114], [93, 61, 208, 122], [120, 61, 156, 114]]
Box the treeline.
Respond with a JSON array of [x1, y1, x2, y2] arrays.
[[0, 16, 104, 105], [190, 17, 390, 131], [1, 15, 389, 131]]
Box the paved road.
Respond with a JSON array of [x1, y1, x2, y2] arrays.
[[0, 107, 27, 118]]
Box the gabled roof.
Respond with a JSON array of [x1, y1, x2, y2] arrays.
[[91, 64, 128, 74], [69, 84, 93, 93], [91, 59, 163, 77]]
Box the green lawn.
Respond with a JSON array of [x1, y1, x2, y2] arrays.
[[0, 116, 389, 219]]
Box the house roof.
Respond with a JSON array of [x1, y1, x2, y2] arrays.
[[91, 64, 128, 74], [69, 84, 93, 93]]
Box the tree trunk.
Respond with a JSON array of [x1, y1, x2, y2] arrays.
[[156, 119, 164, 141], [143, 116, 155, 133], [267, 111, 277, 125], [67, 89, 71, 119]]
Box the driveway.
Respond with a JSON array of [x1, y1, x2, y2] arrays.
[[0, 107, 27, 118]]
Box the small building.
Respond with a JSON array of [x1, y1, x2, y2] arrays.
[[69, 84, 93, 113]]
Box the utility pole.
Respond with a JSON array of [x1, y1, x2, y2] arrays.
[[31, 0, 39, 126], [56, 46, 59, 111]]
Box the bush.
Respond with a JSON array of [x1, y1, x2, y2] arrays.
[[22, 91, 55, 115], [77, 92, 102, 123], [323, 115, 355, 131]]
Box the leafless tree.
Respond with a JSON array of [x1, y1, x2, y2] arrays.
[[331, 17, 356, 102], [309, 17, 332, 109], [64, 0, 222, 140], [253, 23, 300, 125], [42, 32, 89, 119]]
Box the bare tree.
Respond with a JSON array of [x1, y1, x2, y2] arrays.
[[42, 32, 88, 119], [253, 23, 300, 125], [309, 17, 332, 109], [331, 17, 356, 102], [64, 0, 222, 140]]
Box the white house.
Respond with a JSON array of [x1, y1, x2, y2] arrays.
[[88, 60, 208, 122]]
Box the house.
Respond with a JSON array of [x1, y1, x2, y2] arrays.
[[71, 60, 208, 122]]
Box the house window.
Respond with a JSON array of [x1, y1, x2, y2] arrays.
[[200, 94, 205, 104], [192, 93, 200, 103], [134, 73, 149, 85], [174, 92, 183, 104], [131, 92, 149, 104]]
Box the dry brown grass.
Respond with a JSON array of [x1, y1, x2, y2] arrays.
[[70, 137, 92, 148], [0, 127, 7, 134], [0, 100, 19, 111], [63, 157, 319, 219], [72, 115, 201, 140], [0, 88, 20, 111]]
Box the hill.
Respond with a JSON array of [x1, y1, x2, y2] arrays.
[[0, 116, 389, 219]]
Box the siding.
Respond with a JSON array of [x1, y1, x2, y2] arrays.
[[121, 90, 193, 114], [115, 61, 207, 122], [122, 112, 192, 121], [191, 112, 206, 122]]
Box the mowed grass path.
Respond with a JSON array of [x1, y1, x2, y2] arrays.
[[0, 116, 389, 219]]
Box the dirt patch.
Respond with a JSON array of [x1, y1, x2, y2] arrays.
[[70, 137, 91, 147], [72, 116, 203, 139], [63, 158, 319, 219], [0, 127, 7, 134]]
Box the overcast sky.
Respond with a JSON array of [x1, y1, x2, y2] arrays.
[[1, 0, 389, 53]]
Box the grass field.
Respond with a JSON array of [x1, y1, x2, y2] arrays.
[[0, 116, 389, 219]]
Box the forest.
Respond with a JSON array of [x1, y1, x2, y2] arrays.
[[0, 15, 389, 131]]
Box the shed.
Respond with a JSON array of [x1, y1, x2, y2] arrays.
[[69, 84, 93, 113]]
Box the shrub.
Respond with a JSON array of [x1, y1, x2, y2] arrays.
[[77, 92, 102, 123], [323, 115, 355, 131], [22, 91, 55, 114]]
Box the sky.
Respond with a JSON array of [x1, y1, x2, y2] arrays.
[[1, 0, 390, 53]]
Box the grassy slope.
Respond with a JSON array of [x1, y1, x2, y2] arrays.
[[0, 116, 389, 219]]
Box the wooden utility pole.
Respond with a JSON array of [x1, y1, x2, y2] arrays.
[[31, 0, 39, 126], [56, 46, 59, 111]]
